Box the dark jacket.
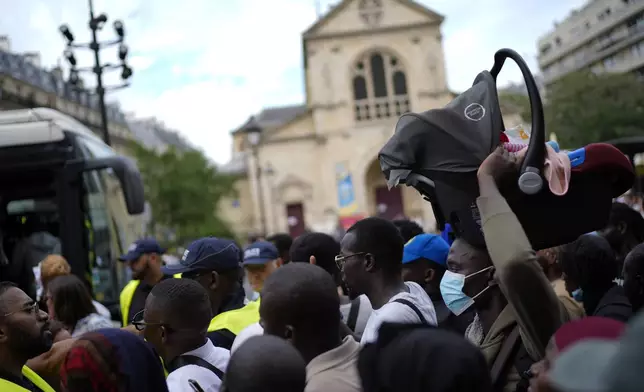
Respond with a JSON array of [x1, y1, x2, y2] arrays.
[[593, 285, 632, 323], [435, 300, 474, 335]]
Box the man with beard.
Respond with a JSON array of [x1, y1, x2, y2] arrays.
[[118, 238, 180, 326], [0, 281, 55, 391]]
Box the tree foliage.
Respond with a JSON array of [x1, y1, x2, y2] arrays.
[[127, 141, 237, 246], [501, 71, 644, 149], [545, 71, 644, 148], [499, 92, 532, 122]]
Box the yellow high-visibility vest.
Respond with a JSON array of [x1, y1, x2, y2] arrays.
[[0, 366, 56, 392], [208, 298, 260, 335], [119, 274, 181, 326]]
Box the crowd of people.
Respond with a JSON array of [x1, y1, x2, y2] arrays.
[[1, 148, 644, 392]]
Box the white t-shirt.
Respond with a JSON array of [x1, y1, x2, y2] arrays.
[[360, 281, 437, 345], [167, 339, 230, 392], [230, 322, 264, 354], [339, 294, 373, 339]]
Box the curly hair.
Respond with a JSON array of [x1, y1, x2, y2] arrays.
[[40, 255, 71, 288]]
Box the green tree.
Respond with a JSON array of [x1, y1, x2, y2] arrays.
[[544, 71, 644, 148], [499, 91, 532, 122], [127, 141, 237, 246]]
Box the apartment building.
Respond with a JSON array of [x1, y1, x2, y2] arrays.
[[537, 0, 644, 85]]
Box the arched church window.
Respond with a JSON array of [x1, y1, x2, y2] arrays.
[[353, 76, 367, 100], [352, 51, 410, 122]]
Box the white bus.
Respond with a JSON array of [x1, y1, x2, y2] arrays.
[[0, 108, 145, 319]]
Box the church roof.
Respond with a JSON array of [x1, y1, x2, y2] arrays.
[[233, 104, 308, 133], [302, 0, 445, 38]]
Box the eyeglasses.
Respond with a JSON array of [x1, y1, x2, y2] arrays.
[[130, 310, 168, 332], [2, 302, 39, 317], [334, 252, 366, 271]]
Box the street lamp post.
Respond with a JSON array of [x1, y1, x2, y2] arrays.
[[246, 119, 267, 237], [264, 162, 276, 233], [59, 0, 133, 146]]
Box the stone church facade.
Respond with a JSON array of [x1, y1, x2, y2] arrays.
[[220, 0, 521, 239]]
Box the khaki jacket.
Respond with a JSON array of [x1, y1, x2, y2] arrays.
[[477, 194, 567, 391]]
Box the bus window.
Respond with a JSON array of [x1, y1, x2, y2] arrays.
[[76, 137, 116, 303]]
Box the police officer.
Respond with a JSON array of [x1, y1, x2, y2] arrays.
[[118, 238, 179, 326], [0, 282, 55, 392], [162, 237, 258, 349]]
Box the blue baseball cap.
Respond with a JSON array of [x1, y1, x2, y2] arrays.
[[402, 234, 450, 266], [118, 238, 165, 262], [161, 237, 241, 275], [242, 241, 279, 266]]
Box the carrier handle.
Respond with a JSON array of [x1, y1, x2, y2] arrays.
[[490, 49, 545, 195]]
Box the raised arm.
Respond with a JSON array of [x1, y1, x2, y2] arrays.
[[476, 147, 563, 359]]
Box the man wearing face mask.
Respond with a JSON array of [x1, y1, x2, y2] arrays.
[[401, 233, 473, 334], [119, 238, 180, 327], [0, 281, 56, 392], [438, 147, 565, 392]]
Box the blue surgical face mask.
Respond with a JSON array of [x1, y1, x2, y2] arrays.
[[440, 266, 494, 316], [572, 288, 584, 302]]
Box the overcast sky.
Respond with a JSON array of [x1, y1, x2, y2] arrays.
[[0, 0, 587, 164]]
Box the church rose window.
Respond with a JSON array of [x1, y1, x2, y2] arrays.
[[352, 51, 410, 122]]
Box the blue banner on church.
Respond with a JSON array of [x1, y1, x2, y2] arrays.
[[336, 163, 358, 216]]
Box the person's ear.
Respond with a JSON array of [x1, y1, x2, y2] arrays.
[[636, 274, 644, 293], [617, 222, 628, 235], [309, 255, 317, 265], [284, 325, 295, 341], [0, 325, 7, 344], [275, 258, 283, 268], [364, 253, 376, 272], [423, 268, 435, 285], [488, 266, 498, 286], [209, 271, 220, 291], [160, 326, 168, 344]]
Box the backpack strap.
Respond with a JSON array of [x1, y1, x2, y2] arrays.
[[491, 326, 522, 392], [346, 297, 361, 331], [167, 355, 225, 380], [393, 298, 428, 325]]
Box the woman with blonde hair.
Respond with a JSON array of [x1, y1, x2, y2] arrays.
[[39, 255, 112, 319]]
